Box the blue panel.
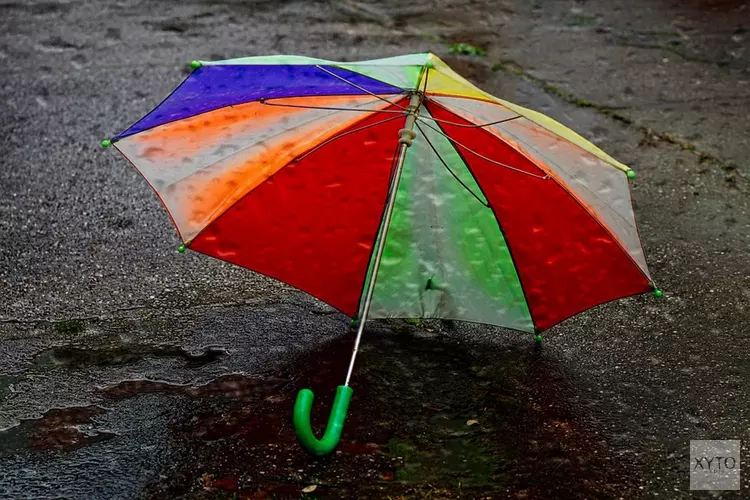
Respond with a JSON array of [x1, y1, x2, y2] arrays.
[[113, 65, 404, 140]]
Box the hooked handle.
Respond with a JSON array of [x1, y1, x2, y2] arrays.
[[293, 385, 353, 456]]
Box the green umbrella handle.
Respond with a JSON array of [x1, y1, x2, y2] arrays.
[[293, 385, 353, 456]]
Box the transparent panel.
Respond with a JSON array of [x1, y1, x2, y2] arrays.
[[365, 106, 534, 332]]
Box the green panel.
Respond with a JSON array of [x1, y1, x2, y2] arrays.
[[363, 106, 534, 332], [338, 64, 422, 90], [202, 54, 430, 90]]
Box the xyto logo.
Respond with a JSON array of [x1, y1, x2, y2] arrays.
[[690, 440, 741, 491], [693, 456, 738, 473]]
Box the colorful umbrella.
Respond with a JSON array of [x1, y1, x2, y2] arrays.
[[102, 53, 659, 455]]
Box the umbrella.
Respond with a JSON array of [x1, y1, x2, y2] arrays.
[[102, 53, 660, 456]]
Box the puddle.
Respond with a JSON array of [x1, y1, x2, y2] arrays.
[[141, 325, 641, 499], [0, 373, 284, 457], [1, 321, 643, 496], [100, 373, 286, 402], [0, 406, 114, 456], [34, 345, 227, 369]]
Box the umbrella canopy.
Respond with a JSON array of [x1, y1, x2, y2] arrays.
[[104, 52, 655, 334], [104, 53, 663, 455]]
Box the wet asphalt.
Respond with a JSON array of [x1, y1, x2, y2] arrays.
[[1, 0, 749, 498]]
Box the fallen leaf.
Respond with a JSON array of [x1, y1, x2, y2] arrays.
[[466, 419, 479, 426], [200, 472, 214, 489], [302, 485, 317, 493]]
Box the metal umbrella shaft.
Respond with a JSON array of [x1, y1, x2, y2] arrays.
[[292, 91, 423, 456], [345, 91, 422, 386]]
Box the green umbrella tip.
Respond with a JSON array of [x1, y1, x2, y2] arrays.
[[534, 333, 543, 342], [425, 61, 435, 69], [626, 170, 636, 179], [190, 60, 202, 69], [101, 139, 112, 148], [350, 318, 358, 328], [653, 288, 663, 298], [177, 244, 186, 253]]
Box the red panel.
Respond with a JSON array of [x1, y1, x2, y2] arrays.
[[426, 102, 650, 331], [191, 101, 408, 316]]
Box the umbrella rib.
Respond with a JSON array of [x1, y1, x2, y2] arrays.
[[430, 95, 641, 233], [417, 119, 549, 180], [419, 114, 521, 128], [424, 111, 538, 334], [183, 96, 410, 248], [294, 115, 404, 162], [432, 95, 631, 174], [160, 105, 400, 240], [315, 65, 409, 109], [416, 122, 489, 207], [486, 123, 641, 231], [420, 62, 430, 94], [424, 102, 653, 285], [160, 98, 393, 194], [419, 100, 522, 128], [259, 98, 405, 114]]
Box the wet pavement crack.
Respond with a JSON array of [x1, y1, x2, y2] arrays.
[[489, 59, 745, 186]]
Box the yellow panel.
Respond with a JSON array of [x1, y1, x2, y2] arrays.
[[421, 54, 496, 102], [494, 98, 629, 172], [422, 53, 630, 173]]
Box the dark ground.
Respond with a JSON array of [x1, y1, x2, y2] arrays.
[[0, 0, 749, 498]]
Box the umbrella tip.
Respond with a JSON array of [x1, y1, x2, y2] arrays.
[[190, 60, 202, 69], [626, 170, 636, 179], [177, 244, 186, 253], [425, 60, 434, 69], [653, 288, 663, 298], [534, 333, 543, 343], [101, 139, 112, 148]]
